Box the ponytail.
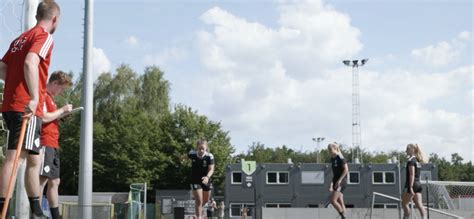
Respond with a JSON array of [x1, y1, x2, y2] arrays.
[[408, 143, 427, 164], [327, 142, 342, 155]]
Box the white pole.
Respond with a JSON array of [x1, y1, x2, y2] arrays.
[[78, 0, 94, 218], [16, 1, 40, 218], [144, 183, 147, 219]]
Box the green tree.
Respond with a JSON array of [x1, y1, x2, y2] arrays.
[[58, 64, 234, 194]]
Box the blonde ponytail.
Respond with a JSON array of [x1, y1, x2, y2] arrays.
[[408, 143, 428, 164], [328, 142, 342, 154]]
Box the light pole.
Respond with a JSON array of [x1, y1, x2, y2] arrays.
[[312, 137, 325, 163], [342, 59, 368, 164]]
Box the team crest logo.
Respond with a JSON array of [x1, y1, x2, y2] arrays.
[[34, 138, 40, 148], [44, 166, 50, 173]]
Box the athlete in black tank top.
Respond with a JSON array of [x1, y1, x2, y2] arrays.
[[327, 143, 348, 219], [401, 143, 427, 219], [181, 140, 215, 219], [405, 156, 422, 193]]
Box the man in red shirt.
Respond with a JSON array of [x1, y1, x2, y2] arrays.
[[0, 0, 60, 217], [39, 71, 72, 219]]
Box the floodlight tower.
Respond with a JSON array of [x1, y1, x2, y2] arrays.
[[312, 137, 325, 163], [342, 59, 368, 163]]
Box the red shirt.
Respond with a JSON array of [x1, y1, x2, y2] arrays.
[[41, 92, 59, 148], [1, 25, 54, 117]]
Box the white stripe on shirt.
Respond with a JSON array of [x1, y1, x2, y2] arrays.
[[39, 33, 52, 58]]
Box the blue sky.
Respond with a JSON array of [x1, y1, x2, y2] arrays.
[[1, 0, 472, 161]]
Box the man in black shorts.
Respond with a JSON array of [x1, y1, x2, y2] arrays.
[[39, 71, 72, 219], [0, 1, 61, 217]]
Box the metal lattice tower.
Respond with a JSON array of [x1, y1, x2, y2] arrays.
[[343, 59, 368, 163]]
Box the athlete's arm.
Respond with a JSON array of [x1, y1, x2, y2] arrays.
[[409, 165, 415, 194], [337, 163, 349, 184], [42, 104, 73, 123], [202, 163, 215, 184], [24, 52, 40, 115], [0, 61, 7, 81], [206, 164, 215, 178]]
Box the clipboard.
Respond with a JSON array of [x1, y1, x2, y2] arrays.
[[62, 106, 84, 117]]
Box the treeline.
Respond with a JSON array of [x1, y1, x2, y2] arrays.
[[56, 65, 235, 195], [235, 143, 474, 181]]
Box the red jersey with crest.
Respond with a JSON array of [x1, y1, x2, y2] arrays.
[[40, 92, 59, 148], [1, 25, 54, 117]]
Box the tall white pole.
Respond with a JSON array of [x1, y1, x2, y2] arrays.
[[16, 1, 40, 218], [78, 0, 94, 218]]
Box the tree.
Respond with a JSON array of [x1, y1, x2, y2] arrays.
[[58, 64, 234, 194]]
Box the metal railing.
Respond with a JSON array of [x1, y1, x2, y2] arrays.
[[370, 192, 464, 219]]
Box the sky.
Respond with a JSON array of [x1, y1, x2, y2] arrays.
[[1, 0, 473, 161]]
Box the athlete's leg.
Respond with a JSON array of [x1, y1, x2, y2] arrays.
[[39, 176, 48, 198], [25, 153, 43, 197], [47, 178, 61, 219], [330, 191, 344, 214], [0, 149, 27, 216], [193, 188, 204, 219], [202, 190, 211, 207], [46, 178, 60, 208], [401, 192, 413, 218], [413, 193, 427, 219], [337, 194, 346, 213], [0, 150, 27, 196]]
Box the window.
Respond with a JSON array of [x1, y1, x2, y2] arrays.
[[265, 203, 291, 208], [420, 171, 432, 180], [386, 204, 398, 209], [347, 171, 360, 184], [266, 171, 289, 184], [232, 172, 242, 184], [372, 171, 396, 184], [373, 172, 383, 183], [267, 172, 277, 183], [301, 171, 324, 184], [230, 203, 254, 217], [374, 203, 398, 209], [385, 172, 395, 183]]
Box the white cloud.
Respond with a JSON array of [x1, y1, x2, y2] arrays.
[[125, 36, 139, 48], [92, 47, 111, 80], [143, 47, 188, 67], [198, 2, 362, 79], [188, 0, 472, 161], [411, 31, 471, 67]]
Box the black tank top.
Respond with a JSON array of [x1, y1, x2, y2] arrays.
[[405, 156, 421, 187], [331, 154, 346, 183], [188, 150, 215, 184]]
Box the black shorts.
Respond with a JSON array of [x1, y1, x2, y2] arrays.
[[191, 183, 213, 191], [206, 210, 213, 217], [404, 181, 422, 193], [332, 180, 346, 193], [3, 112, 42, 155], [40, 146, 60, 179]]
